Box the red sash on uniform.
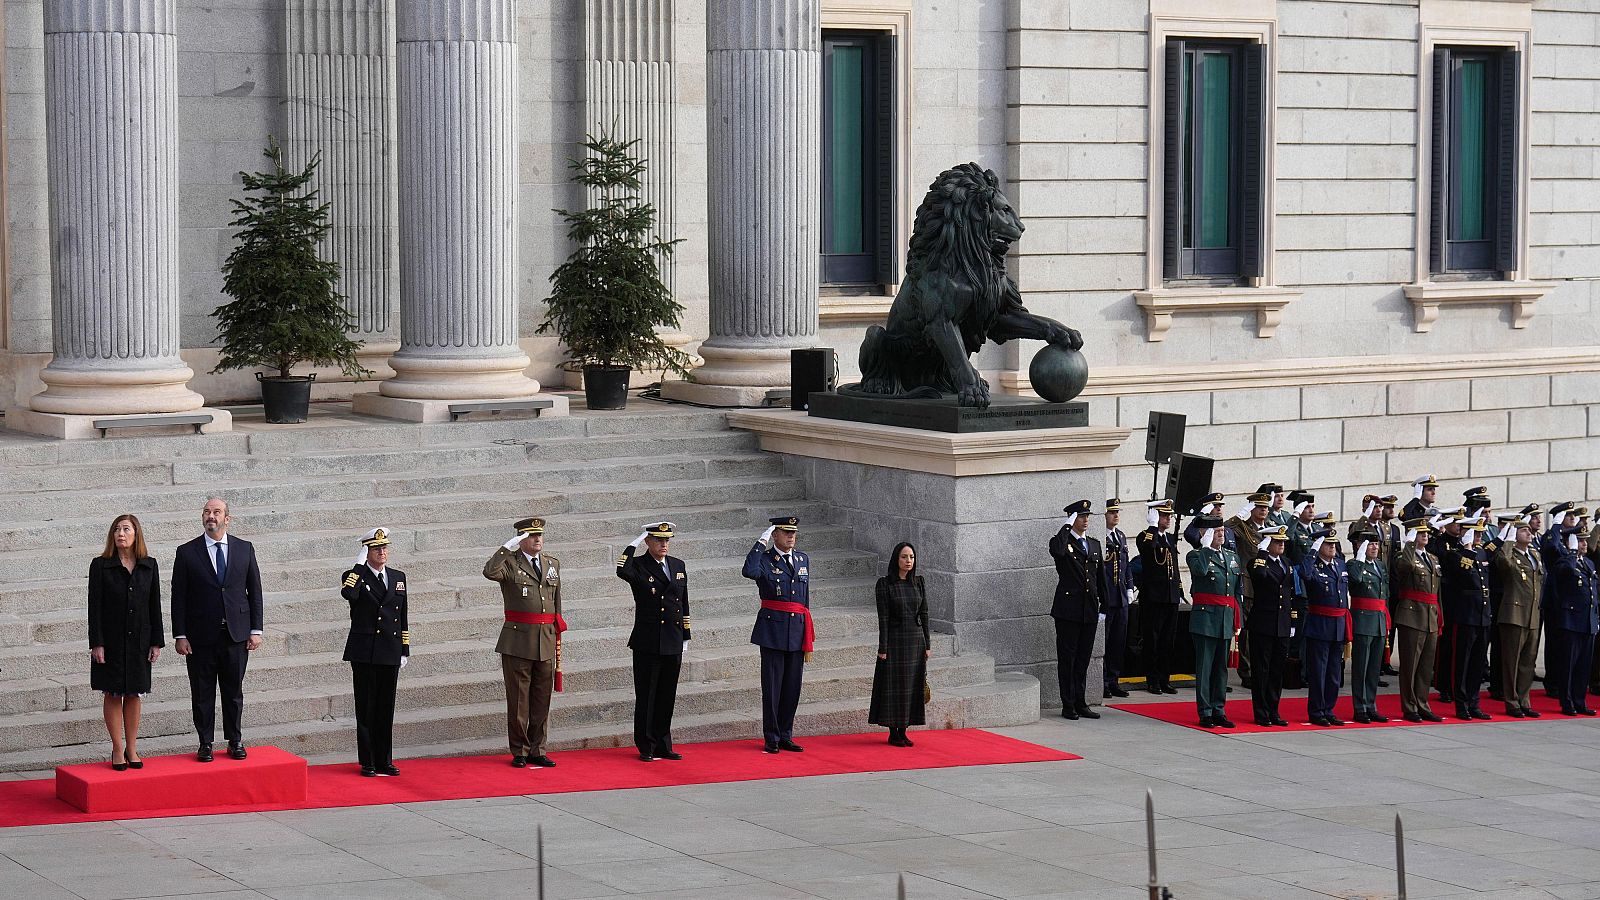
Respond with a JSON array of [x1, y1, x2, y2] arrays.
[[1192, 593, 1242, 668], [1309, 604, 1353, 642], [1398, 588, 1441, 634], [1351, 595, 1391, 632], [505, 611, 569, 691], [760, 599, 815, 652]]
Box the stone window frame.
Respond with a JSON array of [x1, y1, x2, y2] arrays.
[[1136, 3, 1298, 343], [1406, 3, 1555, 334], [818, 0, 912, 324]]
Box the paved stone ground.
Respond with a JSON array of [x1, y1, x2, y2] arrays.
[[8, 689, 1600, 900]]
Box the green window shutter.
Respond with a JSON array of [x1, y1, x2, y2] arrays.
[[1196, 50, 1233, 249], [873, 34, 898, 287], [1239, 43, 1265, 279], [827, 44, 866, 255], [1429, 47, 1451, 275], [1495, 49, 1520, 272], [1162, 40, 1184, 280], [1455, 57, 1487, 242]]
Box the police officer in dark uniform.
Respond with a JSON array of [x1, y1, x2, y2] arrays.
[[1136, 500, 1183, 694], [341, 527, 409, 777], [1246, 525, 1294, 727], [1050, 500, 1102, 720], [1100, 499, 1133, 698], [617, 521, 691, 761], [1299, 528, 1349, 727], [1441, 517, 1494, 720], [1547, 527, 1599, 716], [744, 515, 811, 753]]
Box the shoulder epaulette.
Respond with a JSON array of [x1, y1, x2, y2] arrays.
[[1253, 558, 1266, 567]]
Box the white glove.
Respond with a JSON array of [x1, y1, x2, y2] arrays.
[[1097, 613, 1106, 623], [628, 531, 648, 550], [1290, 627, 1296, 638], [759, 525, 776, 545], [501, 535, 523, 551], [1126, 589, 1135, 605], [400, 657, 409, 669], [1499, 523, 1516, 542], [680, 640, 690, 654]]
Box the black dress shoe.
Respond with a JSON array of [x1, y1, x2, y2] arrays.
[[360, 766, 377, 777], [1310, 716, 1330, 727], [1075, 706, 1101, 720], [1419, 710, 1444, 722], [228, 742, 248, 760], [1199, 716, 1217, 728], [1215, 716, 1235, 728], [638, 753, 656, 762], [1438, 693, 1454, 704], [1146, 683, 1163, 695], [1523, 707, 1541, 718], [777, 740, 804, 752], [1382, 665, 1400, 676], [901, 734, 915, 747], [888, 735, 907, 747], [1352, 712, 1371, 724], [1579, 707, 1597, 717], [659, 751, 683, 760], [531, 755, 557, 767], [763, 743, 779, 754], [1378, 679, 1389, 687], [1471, 709, 1492, 720], [1254, 718, 1273, 727], [1403, 712, 1423, 722], [1327, 717, 1346, 726], [1161, 685, 1179, 695], [1506, 707, 1526, 718], [1368, 713, 1390, 723], [1109, 685, 1130, 698], [1271, 717, 1289, 727], [197, 744, 214, 763], [1456, 708, 1474, 721], [1061, 708, 1079, 720], [1563, 707, 1579, 716], [510, 755, 527, 767], [381, 764, 400, 776]]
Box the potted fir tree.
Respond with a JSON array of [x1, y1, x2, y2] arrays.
[[538, 131, 691, 409], [212, 137, 368, 423]]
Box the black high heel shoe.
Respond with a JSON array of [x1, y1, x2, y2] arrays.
[[111, 753, 128, 772], [126, 753, 143, 770]]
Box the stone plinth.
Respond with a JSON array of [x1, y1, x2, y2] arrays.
[[355, 391, 570, 424], [810, 393, 1089, 433], [729, 410, 1132, 707], [6, 407, 234, 440]]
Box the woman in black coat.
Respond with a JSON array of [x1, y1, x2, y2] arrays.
[[869, 542, 931, 746], [88, 514, 164, 770]]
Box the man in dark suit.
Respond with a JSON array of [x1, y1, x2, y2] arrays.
[[342, 527, 409, 777], [1246, 525, 1294, 727], [171, 497, 264, 762], [1137, 499, 1184, 694], [1049, 500, 1102, 720], [617, 521, 691, 761], [1100, 499, 1133, 698], [744, 515, 811, 753]]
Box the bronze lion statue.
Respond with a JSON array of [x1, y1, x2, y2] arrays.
[[842, 163, 1082, 408]]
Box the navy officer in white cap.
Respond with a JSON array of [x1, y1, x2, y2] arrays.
[[618, 521, 691, 761], [341, 527, 409, 777]]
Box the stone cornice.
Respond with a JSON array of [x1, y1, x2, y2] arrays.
[[1132, 286, 1301, 342], [998, 346, 1600, 398], [727, 409, 1133, 477]]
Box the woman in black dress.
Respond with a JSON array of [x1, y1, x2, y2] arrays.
[[89, 514, 164, 770], [869, 542, 931, 746]]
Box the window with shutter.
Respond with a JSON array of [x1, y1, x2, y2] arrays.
[[1162, 38, 1266, 284], [821, 30, 895, 288], [1430, 46, 1518, 276]]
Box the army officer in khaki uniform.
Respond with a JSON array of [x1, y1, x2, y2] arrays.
[[483, 517, 565, 768]]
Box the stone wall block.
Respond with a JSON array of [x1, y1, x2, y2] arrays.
[[1509, 472, 1590, 505], [1427, 411, 1511, 447], [1552, 373, 1600, 406], [1470, 374, 1553, 411], [1510, 406, 1589, 442], [1212, 387, 1300, 424], [1550, 437, 1600, 472], [1389, 380, 1471, 415], [1301, 382, 1387, 420], [1255, 419, 1343, 458], [1387, 447, 1469, 482], [1343, 414, 1428, 452], [1469, 442, 1551, 478]]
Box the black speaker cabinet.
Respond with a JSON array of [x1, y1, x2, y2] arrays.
[[790, 348, 835, 411], [1145, 411, 1187, 465], [1165, 452, 1215, 514]]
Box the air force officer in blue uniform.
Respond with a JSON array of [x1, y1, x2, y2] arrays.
[[744, 515, 812, 753]]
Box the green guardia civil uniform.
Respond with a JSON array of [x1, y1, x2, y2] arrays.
[[1347, 558, 1391, 717], [1187, 546, 1243, 721]]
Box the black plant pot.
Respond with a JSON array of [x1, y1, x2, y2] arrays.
[[583, 364, 631, 410], [257, 372, 316, 424]]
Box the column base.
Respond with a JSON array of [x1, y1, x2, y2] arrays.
[[377, 351, 540, 401], [28, 363, 206, 415], [351, 392, 571, 424], [5, 407, 234, 440]]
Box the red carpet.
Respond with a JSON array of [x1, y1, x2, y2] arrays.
[[56, 746, 307, 813], [1112, 689, 1577, 734], [0, 729, 1076, 828]]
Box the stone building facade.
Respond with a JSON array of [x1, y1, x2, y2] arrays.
[[0, 0, 1593, 479]]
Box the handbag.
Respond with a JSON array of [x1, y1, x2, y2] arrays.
[[923, 679, 932, 704]]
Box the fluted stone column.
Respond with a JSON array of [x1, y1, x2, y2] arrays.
[[24, 0, 208, 425], [661, 0, 819, 407], [355, 0, 542, 420]]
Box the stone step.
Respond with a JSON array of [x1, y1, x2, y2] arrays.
[[0, 637, 976, 757], [0, 448, 782, 541], [0, 431, 762, 522], [0, 660, 1031, 773]]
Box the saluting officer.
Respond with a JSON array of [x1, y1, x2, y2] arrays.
[[483, 518, 564, 769], [617, 521, 691, 762], [1402, 474, 1440, 524], [1246, 525, 1294, 727], [1377, 495, 1404, 677], [1184, 493, 1233, 551], [1547, 528, 1599, 716], [1100, 499, 1134, 698], [1187, 517, 1241, 729], [1285, 492, 1318, 565], [1392, 517, 1444, 722], [341, 527, 409, 777], [1049, 500, 1102, 720], [744, 515, 812, 753], [1493, 517, 1543, 717], [1441, 518, 1493, 721], [1261, 483, 1293, 529], [1136, 500, 1183, 695], [1227, 493, 1271, 688], [1347, 529, 1390, 724], [1299, 528, 1350, 727]]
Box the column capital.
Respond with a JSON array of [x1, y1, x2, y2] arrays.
[[45, 0, 174, 35], [396, 0, 512, 43]]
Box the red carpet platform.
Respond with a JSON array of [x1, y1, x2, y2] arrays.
[[0, 729, 1076, 828], [55, 745, 308, 814], [1112, 689, 1575, 734]]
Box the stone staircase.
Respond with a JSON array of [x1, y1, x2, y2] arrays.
[[0, 403, 1037, 773]]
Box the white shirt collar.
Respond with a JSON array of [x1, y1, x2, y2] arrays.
[[206, 535, 226, 548]]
